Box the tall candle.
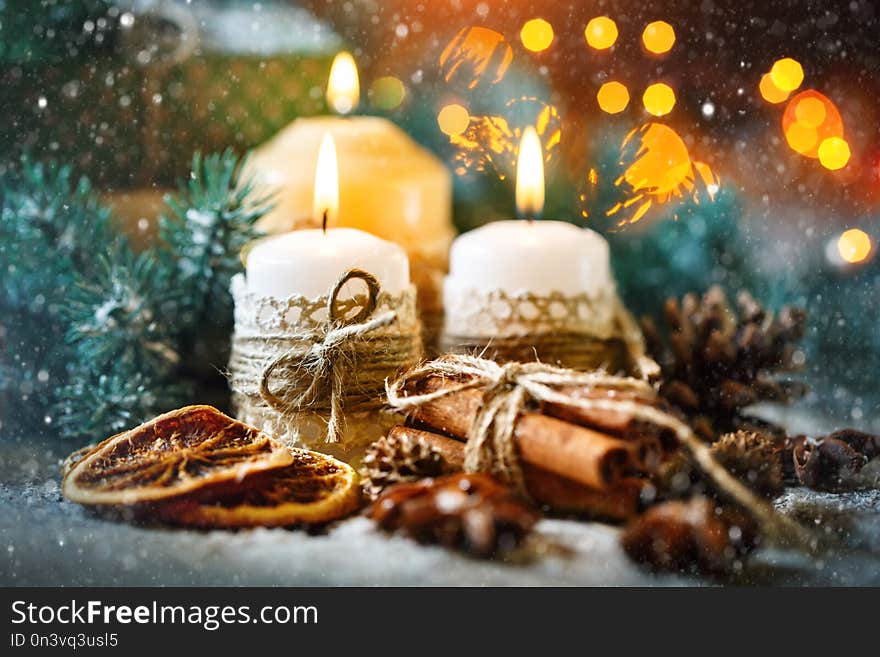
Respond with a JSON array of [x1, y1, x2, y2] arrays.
[[246, 133, 409, 299], [246, 52, 454, 264]]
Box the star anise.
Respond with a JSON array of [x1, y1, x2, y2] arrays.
[[367, 473, 539, 558], [621, 497, 758, 576]]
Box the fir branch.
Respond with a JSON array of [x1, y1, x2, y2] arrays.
[[0, 156, 113, 309], [53, 368, 189, 441], [159, 149, 271, 336], [64, 244, 181, 378]]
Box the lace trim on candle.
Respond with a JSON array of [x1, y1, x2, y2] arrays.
[[231, 273, 419, 336], [443, 287, 619, 338]]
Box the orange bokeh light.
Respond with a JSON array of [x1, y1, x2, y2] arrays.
[[642, 83, 676, 116], [597, 81, 630, 114], [642, 21, 675, 54], [585, 16, 618, 50], [521, 18, 554, 52], [781, 90, 843, 159], [759, 73, 790, 104]]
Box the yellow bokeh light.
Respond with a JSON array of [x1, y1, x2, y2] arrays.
[[585, 16, 618, 50], [437, 103, 471, 136], [759, 73, 790, 104], [597, 81, 630, 114], [770, 57, 804, 92], [794, 97, 826, 128], [642, 21, 675, 54], [521, 18, 554, 52], [642, 83, 676, 116], [785, 122, 818, 154], [818, 137, 851, 170], [837, 229, 872, 264]]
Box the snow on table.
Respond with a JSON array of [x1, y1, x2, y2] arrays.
[[2, 423, 879, 587]]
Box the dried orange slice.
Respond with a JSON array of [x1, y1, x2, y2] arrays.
[[62, 442, 100, 479], [157, 449, 360, 528], [62, 405, 292, 506]]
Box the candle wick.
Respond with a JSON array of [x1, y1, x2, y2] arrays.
[[322, 208, 329, 234]]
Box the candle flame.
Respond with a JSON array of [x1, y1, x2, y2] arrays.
[[327, 51, 360, 115], [516, 126, 544, 218], [313, 132, 339, 231]]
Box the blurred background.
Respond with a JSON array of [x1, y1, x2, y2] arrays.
[[1, 0, 878, 427]]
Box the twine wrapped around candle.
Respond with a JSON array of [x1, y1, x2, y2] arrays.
[[386, 354, 814, 550], [229, 269, 422, 447], [441, 287, 659, 379]]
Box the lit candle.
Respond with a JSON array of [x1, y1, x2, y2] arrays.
[[441, 127, 645, 374], [445, 127, 612, 302], [246, 133, 410, 299], [246, 52, 454, 267]]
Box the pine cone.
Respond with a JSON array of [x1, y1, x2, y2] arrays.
[[367, 473, 539, 558], [361, 430, 451, 500], [642, 286, 806, 440], [710, 430, 785, 498]]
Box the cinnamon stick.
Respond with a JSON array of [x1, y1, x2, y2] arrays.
[[522, 464, 643, 520], [514, 414, 632, 489], [541, 386, 665, 439], [408, 376, 639, 490], [389, 425, 642, 519]]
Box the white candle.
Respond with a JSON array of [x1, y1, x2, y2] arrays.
[[444, 127, 613, 303], [247, 228, 409, 299], [445, 219, 610, 298], [246, 132, 410, 299]]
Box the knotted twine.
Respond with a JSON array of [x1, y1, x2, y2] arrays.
[[442, 291, 660, 380], [386, 354, 815, 550], [231, 269, 421, 444]]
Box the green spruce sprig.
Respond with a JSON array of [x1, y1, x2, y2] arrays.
[[63, 243, 181, 378], [2, 150, 272, 443], [159, 150, 271, 338]]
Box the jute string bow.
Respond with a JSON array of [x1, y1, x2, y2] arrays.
[[258, 269, 401, 444], [386, 354, 816, 550]]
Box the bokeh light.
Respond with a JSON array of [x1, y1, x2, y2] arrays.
[[837, 229, 872, 264], [781, 90, 844, 158], [597, 81, 630, 114], [818, 137, 851, 170], [444, 97, 561, 179], [770, 57, 804, 92], [585, 17, 618, 50], [437, 103, 471, 136], [642, 83, 676, 116], [642, 21, 675, 54], [794, 97, 826, 127], [584, 123, 719, 228], [440, 27, 513, 90], [520, 18, 554, 52], [368, 76, 406, 111], [785, 122, 818, 155], [759, 73, 790, 104]]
